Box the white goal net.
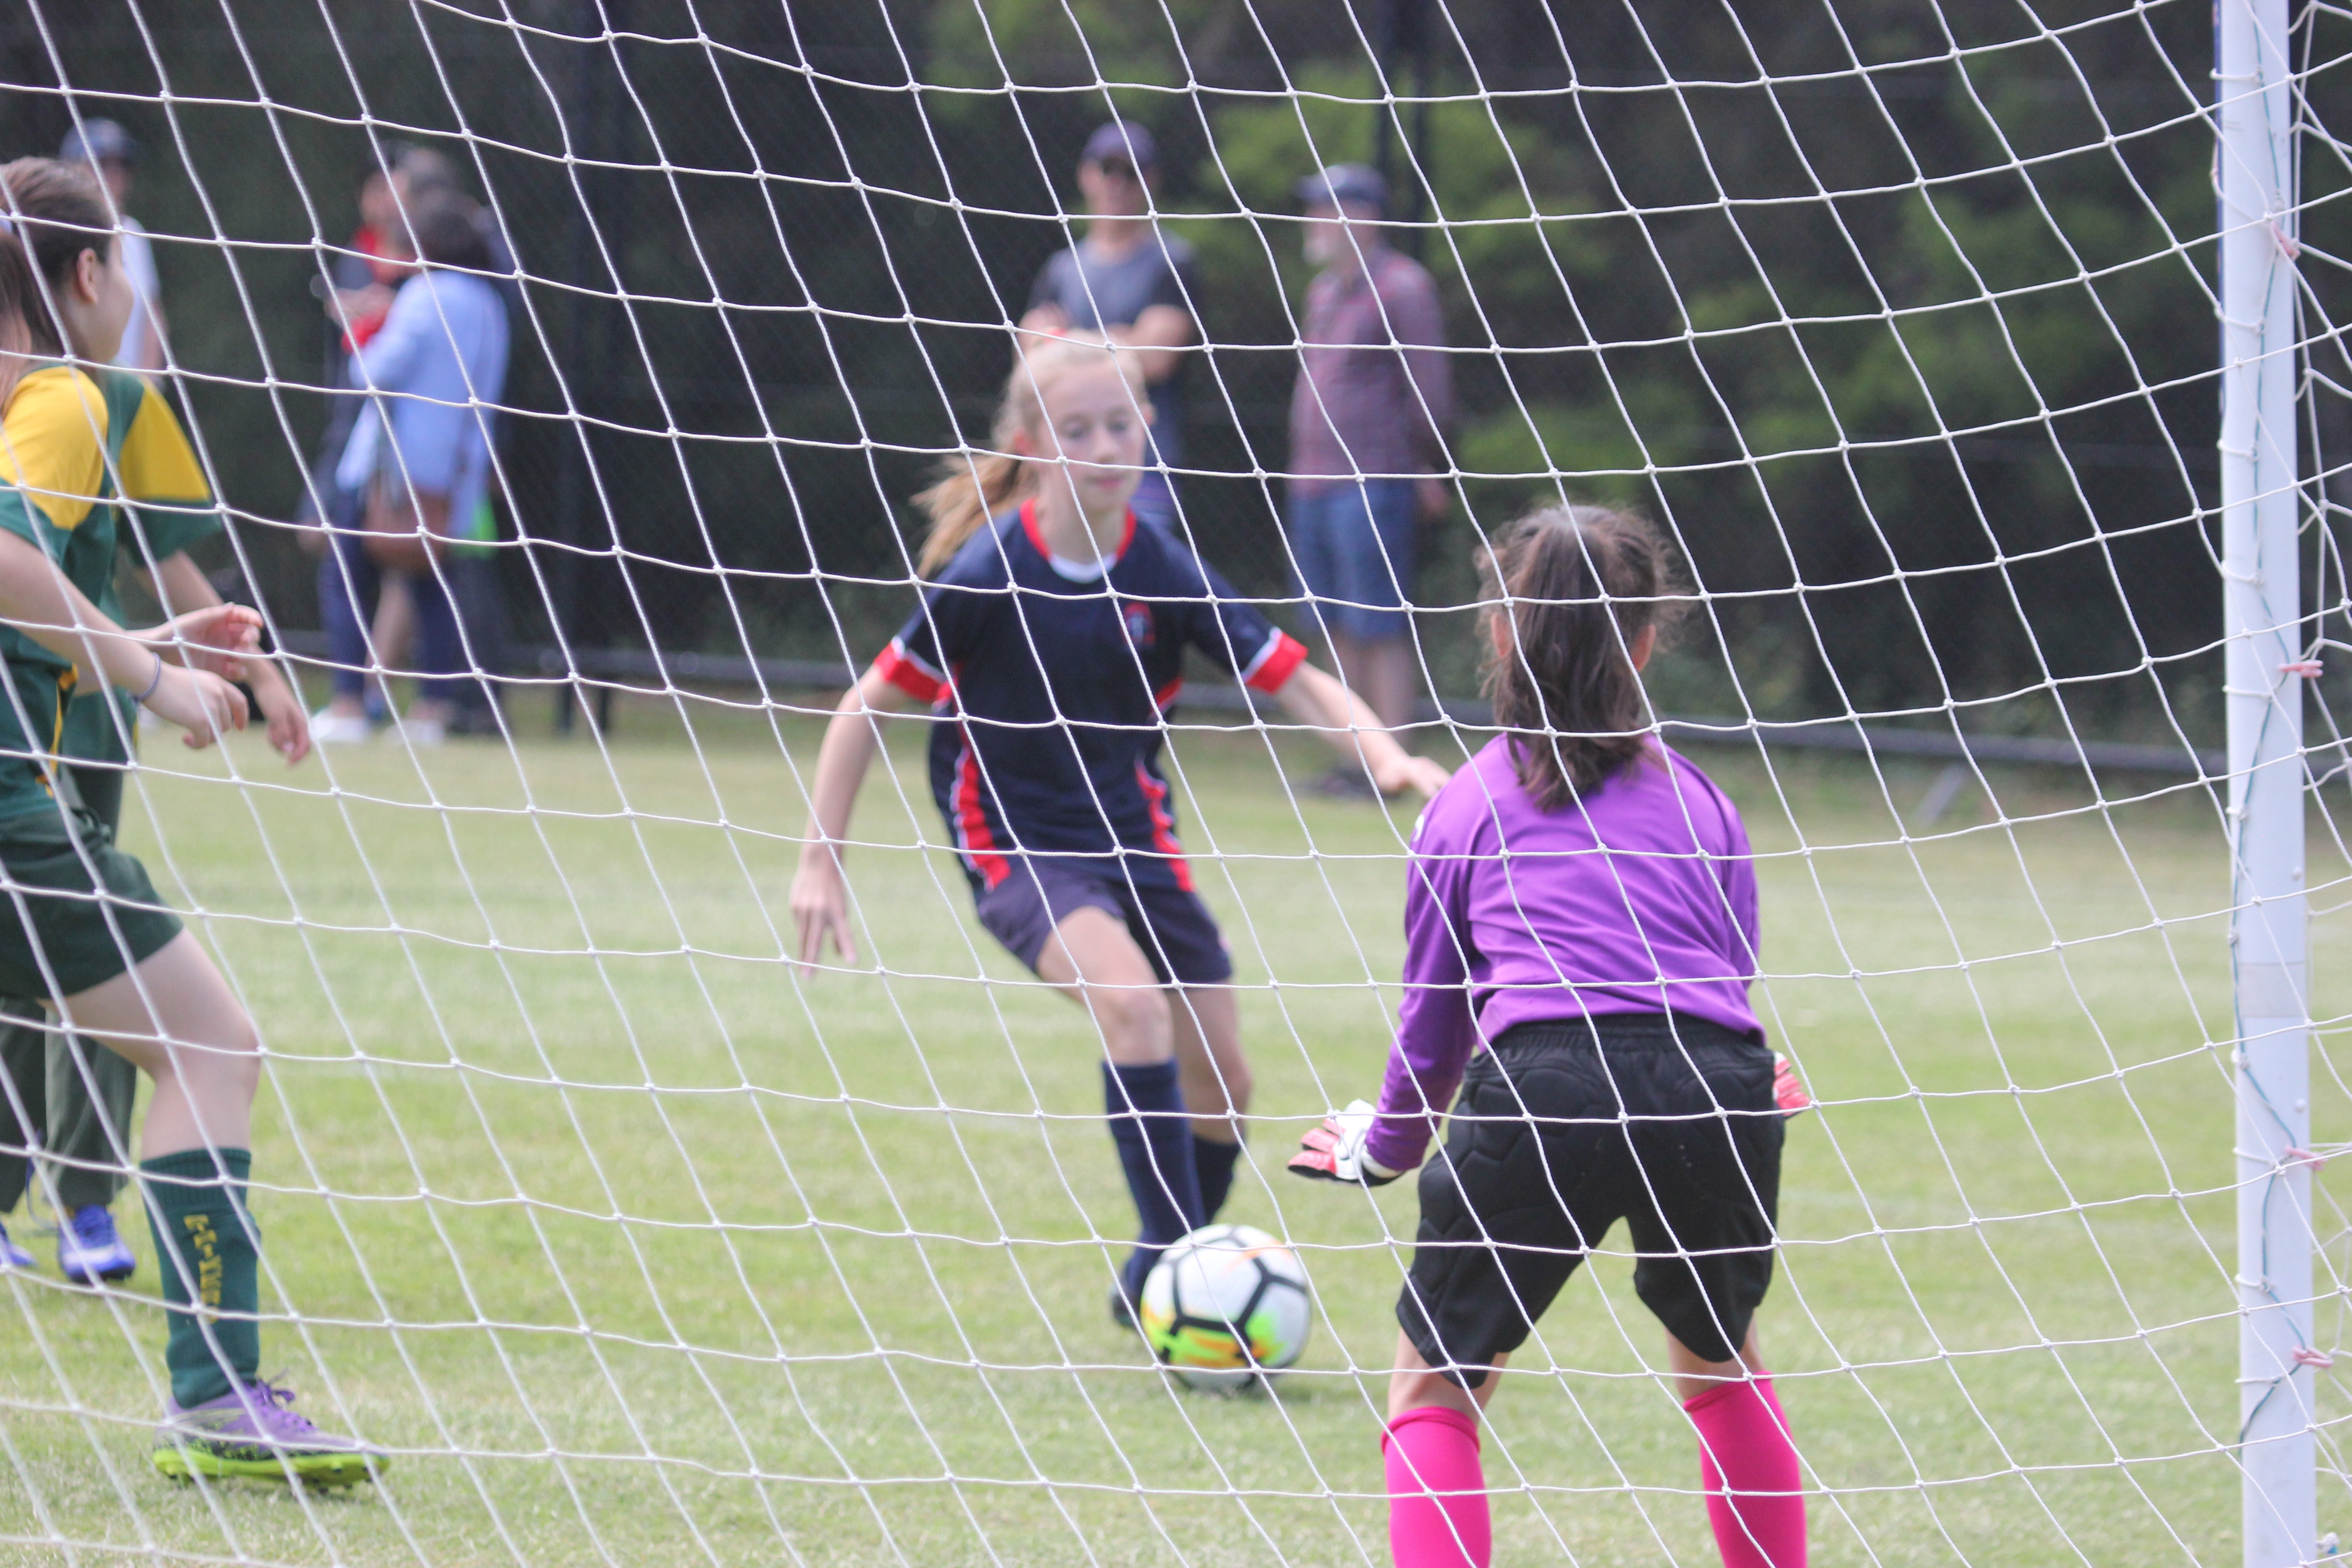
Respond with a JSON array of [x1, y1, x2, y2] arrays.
[[0, 1, 2346, 1566]]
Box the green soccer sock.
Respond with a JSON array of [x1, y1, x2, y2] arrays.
[[139, 1148, 259, 1409]]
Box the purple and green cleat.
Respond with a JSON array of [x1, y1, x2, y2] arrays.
[[152, 1379, 387, 1487]]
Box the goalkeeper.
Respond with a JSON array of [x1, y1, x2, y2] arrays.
[[1290, 505, 1806, 1568], [0, 158, 310, 1290], [790, 333, 1448, 1323], [0, 158, 380, 1485]]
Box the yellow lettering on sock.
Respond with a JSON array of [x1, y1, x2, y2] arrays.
[[181, 1214, 222, 1313]]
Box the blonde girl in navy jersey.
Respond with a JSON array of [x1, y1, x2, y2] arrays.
[[1292, 506, 1807, 1568], [791, 333, 1450, 1319]]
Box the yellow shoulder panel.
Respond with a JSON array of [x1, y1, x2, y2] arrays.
[[120, 383, 210, 505], [0, 368, 108, 532]]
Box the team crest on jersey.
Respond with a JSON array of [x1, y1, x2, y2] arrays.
[[1121, 601, 1156, 651]]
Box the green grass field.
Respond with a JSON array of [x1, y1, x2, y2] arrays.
[[0, 697, 2340, 1566]]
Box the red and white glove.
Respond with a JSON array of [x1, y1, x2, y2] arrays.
[[1774, 1053, 1813, 1117], [1288, 1100, 1403, 1186]]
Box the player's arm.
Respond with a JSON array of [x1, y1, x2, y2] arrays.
[[789, 665, 916, 968], [0, 529, 248, 748], [146, 553, 311, 764], [1273, 662, 1451, 798], [1292, 829, 1477, 1186]]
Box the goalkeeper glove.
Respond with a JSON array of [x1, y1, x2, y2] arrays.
[[1288, 1100, 1403, 1186], [1774, 1052, 1813, 1116]]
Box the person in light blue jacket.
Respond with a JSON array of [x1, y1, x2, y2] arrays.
[[315, 189, 509, 745]]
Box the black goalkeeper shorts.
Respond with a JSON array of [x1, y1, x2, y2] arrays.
[[1398, 1013, 1783, 1389]]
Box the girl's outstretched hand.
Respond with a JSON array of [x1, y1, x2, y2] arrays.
[[141, 662, 250, 750], [146, 603, 264, 684], [789, 848, 858, 970], [1372, 752, 1453, 800], [1288, 1100, 1402, 1187]]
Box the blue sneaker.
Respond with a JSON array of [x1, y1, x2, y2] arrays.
[[59, 1205, 134, 1284], [0, 1222, 31, 1270]]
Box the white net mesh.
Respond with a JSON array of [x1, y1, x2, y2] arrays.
[[0, 0, 2346, 1563]]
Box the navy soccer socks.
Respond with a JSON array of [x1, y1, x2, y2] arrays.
[[1194, 1131, 1243, 1223], [1103, 1060, 1203, 1303]]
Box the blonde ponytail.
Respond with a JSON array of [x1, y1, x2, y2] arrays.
[[914, 332, 1147, 576]]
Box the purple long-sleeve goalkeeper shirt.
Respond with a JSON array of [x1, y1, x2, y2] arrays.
[[1367, 735, 1764, 1174]]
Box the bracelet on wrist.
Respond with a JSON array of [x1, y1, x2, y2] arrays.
[[134, 651, 166, 705]]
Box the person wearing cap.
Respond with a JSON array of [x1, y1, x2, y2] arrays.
[[59, 119, 164, 376], [1288, 162, 1452, 773], [1018, 119, 1199, 530]]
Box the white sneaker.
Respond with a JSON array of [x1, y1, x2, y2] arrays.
[[397, 715, 446, 748], [311, 708, 374, 745]]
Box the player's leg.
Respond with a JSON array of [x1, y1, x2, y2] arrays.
[[59, 933, 384, 1484], [1118, 879, 1252, 1224], [1624, 1020, 1800, 1568], [1170, 985, 1248, 1222], [43, 763, 143, 1283], [0, 1003, 46, 1268], [1385, 1026, 1632, 1567], [44, 1033, 139, 1283], [1669, 1325, 1802, 1568], [1032, 903, 1205, 1308]]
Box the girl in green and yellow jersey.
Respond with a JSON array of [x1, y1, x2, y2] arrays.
[[0, 161, 313, 1290], [0, 157, 378, 1485]]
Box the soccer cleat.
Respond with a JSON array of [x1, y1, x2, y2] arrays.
[[152, 1379, 387, 1487], [1774, 1053, 1814, 1117], [1110, 1282, 1137, 1330], [0, 1222, 32, 1271], [59, 1205, 135, 1284]]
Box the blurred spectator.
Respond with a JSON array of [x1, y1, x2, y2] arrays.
[[390, 147, 517, 730], [315, 191, 510, 746], [300, 153, 422, 725], [1287, 162, 1451, 771], [1019, 120, 1198, 530], [59, 118, 164, 375]]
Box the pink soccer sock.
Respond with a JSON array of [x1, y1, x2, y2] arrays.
[[1685, 1375, 1807, 1568], [1383, 1406, 1490, 1568]]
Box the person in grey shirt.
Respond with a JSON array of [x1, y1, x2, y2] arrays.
[[1019, 121, 1199, 530]]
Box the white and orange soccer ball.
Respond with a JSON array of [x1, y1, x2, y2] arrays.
[[1138, 1223, 1312, 1392]]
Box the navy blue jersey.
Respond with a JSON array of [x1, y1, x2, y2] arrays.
[[877, 501, 1308, 893]]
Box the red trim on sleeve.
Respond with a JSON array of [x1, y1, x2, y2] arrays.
[[1243, 631, 1310, 695], [873, 638, 945, 704]]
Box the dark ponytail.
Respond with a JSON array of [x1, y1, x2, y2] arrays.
[[0, 158, 113, 358], [1479, 504, 1684, 809]]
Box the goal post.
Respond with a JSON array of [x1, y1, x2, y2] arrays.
[[2220, 0, 2316, 1562]]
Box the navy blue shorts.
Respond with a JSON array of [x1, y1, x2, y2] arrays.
[[975, 859, 1234, 986]]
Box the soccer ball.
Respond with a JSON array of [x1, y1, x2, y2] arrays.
[[1138, 1224, 1312, 1392]]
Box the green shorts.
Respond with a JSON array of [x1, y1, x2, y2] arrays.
[[0, 802, 181, 1000]]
